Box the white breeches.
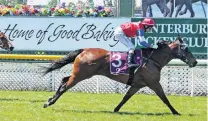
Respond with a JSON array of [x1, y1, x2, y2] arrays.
[[114, 26, 135, 51]]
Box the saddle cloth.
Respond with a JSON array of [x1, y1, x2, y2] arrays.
[[110, 49, 142, 75]]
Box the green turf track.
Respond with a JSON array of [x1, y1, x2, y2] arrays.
[[0, 91, 206, 121]]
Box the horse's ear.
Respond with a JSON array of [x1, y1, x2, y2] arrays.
[[178, 34, 183, 43], [157, 40, 163, 46]]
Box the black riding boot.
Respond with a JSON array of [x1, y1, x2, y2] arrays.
[[126, 53, 137, 87], [128, 53, 138, 68]]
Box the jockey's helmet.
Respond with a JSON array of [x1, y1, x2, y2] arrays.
[[141, 18, 155, 27]]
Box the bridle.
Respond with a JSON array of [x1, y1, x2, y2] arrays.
[[142, 40, 188, 69], [169, 41, 189, 60]]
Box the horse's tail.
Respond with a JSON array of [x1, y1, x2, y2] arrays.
[[43, 49, 83, 76]]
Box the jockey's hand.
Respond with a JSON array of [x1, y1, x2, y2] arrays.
[[150, 44, 158, 49]]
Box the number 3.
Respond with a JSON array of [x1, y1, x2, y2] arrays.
[[112, 54, 122, 67]]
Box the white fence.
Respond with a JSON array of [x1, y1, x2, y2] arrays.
[[0, 60, 207, 96]]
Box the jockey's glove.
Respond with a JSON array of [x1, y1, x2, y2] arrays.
[[150, 44, 158, 49]]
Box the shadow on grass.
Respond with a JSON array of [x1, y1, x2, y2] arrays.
[[0, 98, 20, 101], [0, 98, 45, 103], [29, 100, 45, 103], [53, 108, 195, 116]]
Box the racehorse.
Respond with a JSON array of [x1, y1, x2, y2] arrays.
[[43, 36, 197, 115], [0, 32, 14, 51]]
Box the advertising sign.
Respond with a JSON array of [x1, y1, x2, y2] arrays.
[[0, 17, 130, 51], [132, 18, 207, 54]]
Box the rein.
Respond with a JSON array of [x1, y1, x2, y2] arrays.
[[143, 57, 162, 69], [142, 47, 174, 69], [142, 50, 162, 69]]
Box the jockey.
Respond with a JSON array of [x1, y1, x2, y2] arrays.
[[114, 18, 155, 81]]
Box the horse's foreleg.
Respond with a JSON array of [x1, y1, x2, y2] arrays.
[[114, 84, 144, 112], [149, 82, 180, 115]]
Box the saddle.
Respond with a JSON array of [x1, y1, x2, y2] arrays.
[[110, 49, 142, 75]]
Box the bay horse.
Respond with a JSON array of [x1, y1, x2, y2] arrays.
[[43, 37, 197, 115], [0, 32, 14, 51]]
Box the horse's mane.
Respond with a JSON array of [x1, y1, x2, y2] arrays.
[[141, 40, 172, 52]]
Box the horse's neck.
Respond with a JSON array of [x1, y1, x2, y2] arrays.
[[154, 48, 174, 67], [142, 48, 174, 68]]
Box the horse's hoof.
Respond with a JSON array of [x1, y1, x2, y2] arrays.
[[114, 108, 119, 112], [179, 12, 184, 15], [43, 103, 49, 108], [173, 112, 181, 115]]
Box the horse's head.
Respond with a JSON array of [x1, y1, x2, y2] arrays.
[[167, 36, 197, 67], [0, 32, 14, 51]]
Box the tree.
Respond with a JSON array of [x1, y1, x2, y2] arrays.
[[48, 0, 58, 7]]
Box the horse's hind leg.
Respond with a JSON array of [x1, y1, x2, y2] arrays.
[[175, 4, 184, 17], [43, 75, 79, 108], [57, 76, 70, 92], [47, 76, 71, 103], [149, 82, 180, 115], [179, 7, 188, 15], [114, 84, 144, 112]]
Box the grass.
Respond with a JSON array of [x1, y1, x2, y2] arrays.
[[0, 90, 206, 121]]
